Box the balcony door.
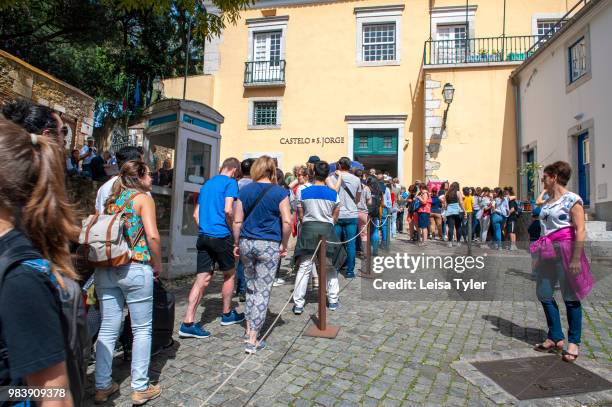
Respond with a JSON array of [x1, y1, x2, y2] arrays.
[[252, 31, 282, 81], [436, 25, 467, 63]]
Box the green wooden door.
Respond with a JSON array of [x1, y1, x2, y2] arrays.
[[353, 129, 398, 155]]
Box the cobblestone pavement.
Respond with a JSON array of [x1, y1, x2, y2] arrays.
[[87, 235, 612, 406]]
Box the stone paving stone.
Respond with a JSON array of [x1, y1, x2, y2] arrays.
[[83, 238, 611, 406]]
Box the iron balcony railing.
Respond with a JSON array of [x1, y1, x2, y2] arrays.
[[244, 60, 286, 85], [525, 0, 591, 61], [423, 35, 540, 65]]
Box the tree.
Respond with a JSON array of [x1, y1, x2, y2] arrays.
[[1, 0, 253, 144], [0, 0, 254, 42]]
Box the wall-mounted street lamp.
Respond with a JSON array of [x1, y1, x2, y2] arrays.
[[443, 83, 455, 105], [440, 82, 455, 136]]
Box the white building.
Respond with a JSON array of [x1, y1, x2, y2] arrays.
[[512, 0, 612, 222]]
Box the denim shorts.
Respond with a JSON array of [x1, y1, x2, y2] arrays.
[[418, 212, 430, 229]]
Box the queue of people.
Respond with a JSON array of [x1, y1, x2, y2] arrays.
[[0, 97, 594, 406]]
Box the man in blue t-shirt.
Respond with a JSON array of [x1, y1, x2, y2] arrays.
[[179, 157, 245, 339]]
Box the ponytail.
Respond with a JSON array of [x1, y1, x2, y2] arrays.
[[0, 119, 78, 285]]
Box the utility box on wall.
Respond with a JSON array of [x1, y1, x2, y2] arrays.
[[142, 99, 223, 278]]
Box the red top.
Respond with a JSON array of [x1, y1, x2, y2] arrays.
[[417, 191, 432, 213], [391, 191, 395, 206]]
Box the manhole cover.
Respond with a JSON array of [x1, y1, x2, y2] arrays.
[[472, 355, 612, 400]]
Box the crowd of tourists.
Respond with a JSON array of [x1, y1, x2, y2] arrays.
[[0, 98, 592, 406]]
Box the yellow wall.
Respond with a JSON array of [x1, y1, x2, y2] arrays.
[[163, 0, 568, 184], [425, 66, 518, 188], [163, 75, 214, 106]]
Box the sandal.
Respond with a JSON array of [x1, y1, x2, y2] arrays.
[[533, 339, 564, 353], [562, 344, 579, 362]]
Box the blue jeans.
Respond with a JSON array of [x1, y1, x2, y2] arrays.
[[536, 257, 582, 344], [381, 208, 390, 250], [236, 260, 246, 294], [491, 213, 505, 247], [95, 263, 153, 391], [335, 218, 358, 273], [371, 217, 381, 256]]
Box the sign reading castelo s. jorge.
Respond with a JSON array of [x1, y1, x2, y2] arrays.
[[280, 136, 345, 148]]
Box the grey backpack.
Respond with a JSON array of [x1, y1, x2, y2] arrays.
[[78, 192, 143, 267]]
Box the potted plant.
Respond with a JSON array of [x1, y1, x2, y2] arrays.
[[478, 48, 487, 62], [519, 161, 543, 210]]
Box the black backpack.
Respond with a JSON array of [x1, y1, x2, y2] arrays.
[[0, 244, 90, 406], [368, 182, 383, 219]]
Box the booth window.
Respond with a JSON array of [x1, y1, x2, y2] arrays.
[[182, 191, 200, 236], [185, 139, 212, 185]]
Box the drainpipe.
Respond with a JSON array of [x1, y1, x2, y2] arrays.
[[502, 0, 506, 61], [513, 78, 523, 198], [465, 0, 469, 61]]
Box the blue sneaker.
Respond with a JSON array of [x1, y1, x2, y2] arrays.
[[328, 302, 339, 311], [292, 305, 304, 315], [220, 309, 245, 326], [178, 323, 211, 339], [346, 271, 355, 279], [245, 340, 267, 354]]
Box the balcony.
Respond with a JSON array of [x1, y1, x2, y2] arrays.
[[244, 60, 286, 87], [423, 35, 539, 66]]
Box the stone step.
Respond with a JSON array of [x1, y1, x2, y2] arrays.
[[586, 221, 611, 232], [586, 242, 612, 259], [586, 231, 612, 242]]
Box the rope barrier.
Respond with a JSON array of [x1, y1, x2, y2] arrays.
[[203, 212, 392, 404], [327, 214, 391, 245], [203, 240, 322, 405]]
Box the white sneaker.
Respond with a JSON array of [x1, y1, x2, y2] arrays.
[[273, 278, 286, 287]]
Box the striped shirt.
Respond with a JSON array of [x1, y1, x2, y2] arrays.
[[298, 185, 339, 224]]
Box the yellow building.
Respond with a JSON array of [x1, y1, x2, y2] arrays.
[[163, 0, 572, 189]]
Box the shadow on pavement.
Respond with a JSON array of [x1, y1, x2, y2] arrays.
[[482, 315, 546, 346]]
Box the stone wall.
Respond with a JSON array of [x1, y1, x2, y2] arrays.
[[65, 176, 102, 222], [0, 50, 95, 149], [423, 75, 444, 181]]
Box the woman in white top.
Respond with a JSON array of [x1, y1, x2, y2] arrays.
[[532, 161, 585, 362]]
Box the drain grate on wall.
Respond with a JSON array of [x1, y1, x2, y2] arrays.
[[472, 355, 612, 400]]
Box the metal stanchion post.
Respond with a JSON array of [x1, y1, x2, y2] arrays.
[[304, 235, 340, 339], [360, 220, 374, 279]]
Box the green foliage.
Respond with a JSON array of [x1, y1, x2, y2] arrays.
[[519, 161, 543, 195], [0, 0, 253, 124], [519, 161, 543, 177]]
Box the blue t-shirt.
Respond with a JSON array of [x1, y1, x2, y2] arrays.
[[431, 195, 441, 213], [239, 182, 289, 242], [198, 174, 239, 238]]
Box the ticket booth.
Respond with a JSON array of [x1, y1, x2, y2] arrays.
[[142, 99, 223, 278]]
